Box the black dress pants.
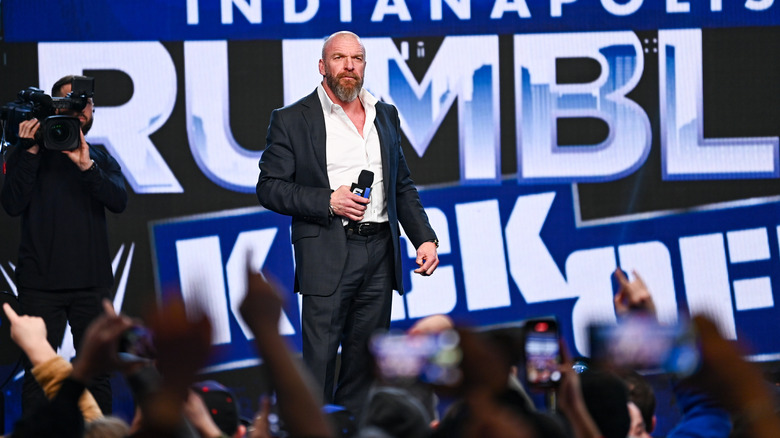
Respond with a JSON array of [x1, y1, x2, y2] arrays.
[[301, 228, 394, 420], [18, 287, 113, 415]]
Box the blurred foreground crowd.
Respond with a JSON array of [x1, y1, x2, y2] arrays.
[[2, 265, 779, 438]]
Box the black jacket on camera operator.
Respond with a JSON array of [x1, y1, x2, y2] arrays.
[[0, 75, 127, 416]]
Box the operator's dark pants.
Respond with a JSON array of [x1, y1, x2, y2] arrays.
[[19, 287, 113, 415]]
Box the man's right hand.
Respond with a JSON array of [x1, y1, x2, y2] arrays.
[[17, 119, 41, 154], [329, 185, 370, 222]]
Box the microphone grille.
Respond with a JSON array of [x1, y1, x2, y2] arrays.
[[358, 170, 374, 187]]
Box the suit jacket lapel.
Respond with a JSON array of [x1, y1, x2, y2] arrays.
[[374, 104, 392, 196], [301, 91, 327, 175]]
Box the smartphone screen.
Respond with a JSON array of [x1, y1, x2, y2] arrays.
[[588, 317, 700, 377], [118, 325, 155, 362], [523, 319, 562, 388], [369, 330, 462, 386]]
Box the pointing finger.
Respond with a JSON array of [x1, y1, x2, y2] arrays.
[[614, 268, 629, 286], [2, 302, 19, 323], [102, 299, 117, 317]]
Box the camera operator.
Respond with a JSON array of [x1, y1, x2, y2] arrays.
[[1, 74, 127, 415]]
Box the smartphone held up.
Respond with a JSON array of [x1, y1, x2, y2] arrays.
[[589, 316, 700, 378], [369, 329, 463, 387], [523, 318, 563, 389]]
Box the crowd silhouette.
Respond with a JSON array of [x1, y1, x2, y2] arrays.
[[2, 264, 779, 438]]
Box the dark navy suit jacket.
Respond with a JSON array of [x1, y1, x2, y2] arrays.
[[256, 89, 436, 296]]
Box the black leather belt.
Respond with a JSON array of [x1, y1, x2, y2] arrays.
[[346, 222, 390, 236]]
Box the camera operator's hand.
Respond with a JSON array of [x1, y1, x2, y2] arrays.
[[63, 130, 93, 171], [17, 119, 40, 154]]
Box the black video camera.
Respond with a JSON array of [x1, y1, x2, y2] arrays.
[[0, 76, 94, 151]]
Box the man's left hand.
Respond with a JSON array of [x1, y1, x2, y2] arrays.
[[414, 241, 439, 276], [62, 130, 93, 171]]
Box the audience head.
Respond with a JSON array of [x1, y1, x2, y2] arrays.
[[323, 404, 358, 438], [84, 416, 130, 438], [407, 314, 455, 336], [359, 386, 431, 438], [191, 380, 242, 437], [579, 369, 630, 438], [615, 369, 656, 434]]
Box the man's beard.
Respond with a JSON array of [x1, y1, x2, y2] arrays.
[[61, 109, 94, 135], [326, 71, 362, 103], [81, 116, 93, 135]]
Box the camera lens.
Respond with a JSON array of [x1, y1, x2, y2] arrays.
[[49, 123, 69, 142], [41, 115, 80, 151]]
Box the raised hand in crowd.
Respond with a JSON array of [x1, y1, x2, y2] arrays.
[[613, 268, 656, 317], [430, 328, 552, 438], [149, 298, 212, 397], [406, 313, 454, 335], [462, 389, 538, 438], [3, 302, 54, 366], [687, 315, 780, 438], [3, 301, 104, 422], [7, 300, 134, 438], [182, 390, 226, 438], [555, 367, 602, 438], [130, 297, 212, 437], [239, 258, 334, 438], [611, 267, 780, 437], [70, 300, 136, 384], [247, 396, 273, 438]]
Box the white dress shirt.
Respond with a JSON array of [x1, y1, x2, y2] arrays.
[[318, 84, 388, 224]]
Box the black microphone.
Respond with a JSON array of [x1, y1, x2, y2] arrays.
[[351, 170, 374, 198], [347, 170, 374, 235]]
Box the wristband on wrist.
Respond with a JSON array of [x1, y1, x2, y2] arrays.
[[83, 159, 97, 173], [19, 138, 38, 150]]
